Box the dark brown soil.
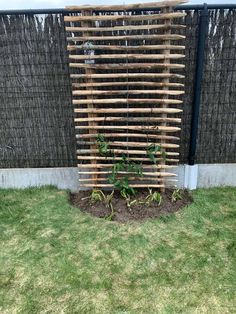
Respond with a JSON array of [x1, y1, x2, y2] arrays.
[[69, 189, 193, 223]]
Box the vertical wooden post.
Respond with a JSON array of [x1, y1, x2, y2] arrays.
[[80, 10, 98, 184], [160, 6, 171, 193]]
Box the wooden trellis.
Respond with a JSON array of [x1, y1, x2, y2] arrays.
[[64, 0, 187, 190]]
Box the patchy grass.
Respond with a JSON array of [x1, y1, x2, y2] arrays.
[[0, 186, 235, 313]]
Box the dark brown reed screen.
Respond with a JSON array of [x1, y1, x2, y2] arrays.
[[64, 0, 187, 190]]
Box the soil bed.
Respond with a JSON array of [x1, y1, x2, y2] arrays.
[[70, 189, 193, 223]]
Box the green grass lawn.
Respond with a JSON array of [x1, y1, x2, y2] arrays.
[[0, 187, 235, 314]]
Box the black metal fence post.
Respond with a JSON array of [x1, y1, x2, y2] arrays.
[[188, 3, 208, 165]]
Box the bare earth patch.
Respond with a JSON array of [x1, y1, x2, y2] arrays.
[[70, 189, 193, 222]]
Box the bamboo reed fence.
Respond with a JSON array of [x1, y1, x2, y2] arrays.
[[64, 0, 187, 190]]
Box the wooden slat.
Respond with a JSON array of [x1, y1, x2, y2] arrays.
[[74, 117, 181, 123], [79, 184, 166, 188], [65, 1, 187, 11], [74, 108, 182, 114], [66, 24, 185, 33], [76, 133, 180, 140], [69, 54, 185, 60], [78, 141, 179, 149], [77, 148, 179, 156], [69, 63, 185, 70], [64, 12, 186, 22], [78, 171, 176, 176], [72, 89, 184, 96], [75, 126, 180, 132], [73, 98, 182, 105], [74, 82, 184, 88], [77, 156, 179, 162], [79, 177, 178, 182], [67, 44, 185, 51], [70, 73, 184, 79], [67, 34, 185, 41], [77, 164, 176, 169]]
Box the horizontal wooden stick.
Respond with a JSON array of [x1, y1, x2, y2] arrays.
[[73, 98, 182, 105], [65, 1, 187, 11], [71, 73, 184, 79], [72, 89, 184, 96], [74, 82, 184, 88], [78, 141, 179, 149], [77, 156, 179, 162], [74, 108, 182, 114], [77, 148, 179, 156], [66, 24, 185, 33], [76, 133, 180, 140], [75, 125, 180, 132], [77, 164, 176, 169], [79, 177, 177, 182], [74, 117, 181, 123], [64, 12, 186, 22], [67, 44, 185, 51], [79, 183, 167, 188], [68, 33, 185, 41], [69, 53, 185, 60], [69, 63, 185, 70], [78, 171, 176, 176]]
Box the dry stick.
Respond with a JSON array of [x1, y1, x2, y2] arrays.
[[74, 81, 184, 87], [77, 164, 177, 169], [75, 126, 181, 132], [73, 90, 184, 96], [73, 98, 183, 105], [78, 141, 179, 148], [77, 133, 180, 140], [79, 184, 167, 188], [70, 73, 184, 79], [77, 156, 179, 162], [65, 1, 187, 11], [79, 10, 98, 184], [68, 34, 185, 42], [74, 108, 183, 114], [69, 53, 185, 60], [66, 24, 185, 33], [79, 177, 178, 182], [64, 12, 186, 22], [69, 63, 185, 69], [78, 171, 176, 176], [72, 89, 184, 96], [67, 44, 185, 51], [77, 149, 179, 156], [74, 117, 181, 123]]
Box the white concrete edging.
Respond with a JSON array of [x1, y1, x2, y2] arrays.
[[0, 164, 235, 191]]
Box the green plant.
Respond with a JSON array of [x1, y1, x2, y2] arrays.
[[108, 155, 142, 199], [96, 134, 111, 157], [90, 189, 104, 203], [103, 190, 115, 220], [146, 143, 166, 164], [89, 188, 115, 219], [171, 189, 183, 202], [145, 188, 162, 206]]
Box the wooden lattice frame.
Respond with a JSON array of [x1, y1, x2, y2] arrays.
[[64, 0, 187, 190]]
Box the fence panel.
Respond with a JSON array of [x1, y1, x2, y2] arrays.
[[0, 8, 235, 168], [0, 14, 76, 168], [196, 9, 236, 163]]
